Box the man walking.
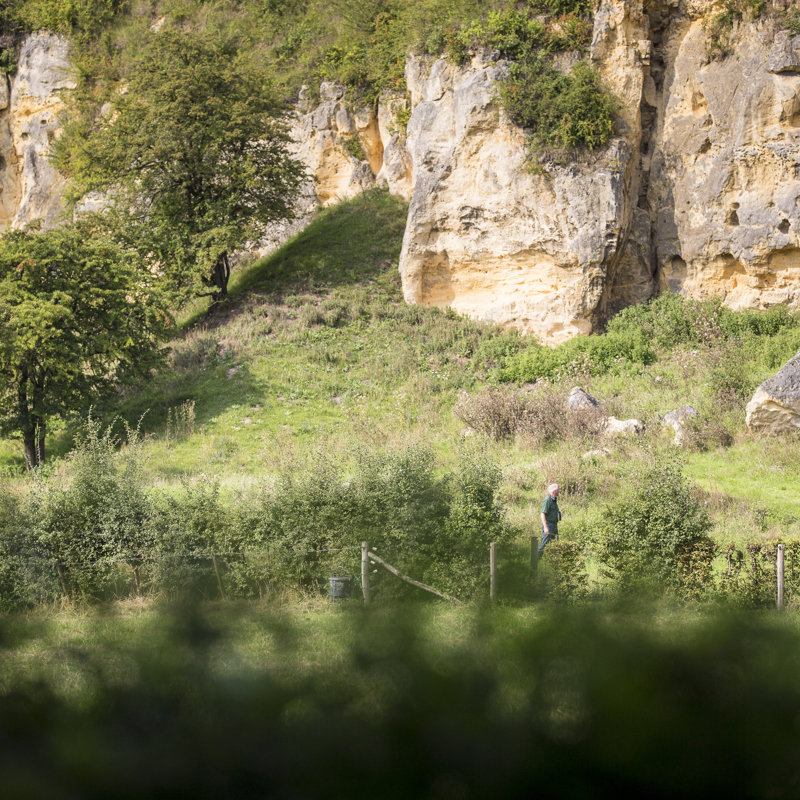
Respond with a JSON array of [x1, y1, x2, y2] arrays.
[[538, 483, 561, 559]]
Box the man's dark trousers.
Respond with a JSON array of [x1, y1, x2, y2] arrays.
[[538, 521, 558, 558]]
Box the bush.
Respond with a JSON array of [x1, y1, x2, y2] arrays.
[[704, 0, 766, 59], [545, 540, 588, 602], [428, 442, 512, 597], [595, 462, 714, 596], [499, 328, 654, 382], [255, 442, 511, 600], [146, 477, 229, 599], [454, 386, 529, 441], [500, 57, 618, 154], [21, 416, 151, 603], [454, 384, 606, 448], [0, 483, 25, 609]]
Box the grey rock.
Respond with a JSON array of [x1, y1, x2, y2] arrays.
[[566, 387, 599, 411], [662, 405, 699, 444], [604, 417, 645, 437], [766, 32, 800, 74], [746, 350, 800, 432]]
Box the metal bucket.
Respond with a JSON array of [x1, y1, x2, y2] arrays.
[[328, 574, 353, 602]]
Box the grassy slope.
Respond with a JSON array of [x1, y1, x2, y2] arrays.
[[2, 189, 800, 552]]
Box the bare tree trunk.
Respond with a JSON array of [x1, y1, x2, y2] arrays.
[[35, 416, 45, 466], [18, 376, 39, 470], [210, 251, 231, 301], [23, 428, 37, 471]]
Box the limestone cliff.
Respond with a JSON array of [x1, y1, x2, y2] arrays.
[[0, 32, 72, 230], [282, 1, 800, 342], [5, 5, 800, 343]]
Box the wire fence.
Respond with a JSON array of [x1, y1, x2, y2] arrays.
[[2, 538, 799, 609]]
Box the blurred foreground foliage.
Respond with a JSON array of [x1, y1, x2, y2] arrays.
[[0, 604, 799, 797]]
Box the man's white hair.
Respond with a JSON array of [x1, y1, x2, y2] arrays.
[[548, 483, 559, 493]]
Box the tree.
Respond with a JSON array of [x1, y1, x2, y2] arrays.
[[55, 28, 306, 301], [0, 224, 169, 469]]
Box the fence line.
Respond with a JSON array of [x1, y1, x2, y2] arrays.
[[4, 538, 797, 609], [8, 546, 361, 569]]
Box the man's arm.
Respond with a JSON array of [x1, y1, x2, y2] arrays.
[[540, 510, 547, 532]]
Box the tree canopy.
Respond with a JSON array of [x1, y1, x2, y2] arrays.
[[0, 224, 169, 469], [55, 28, 307, 301]]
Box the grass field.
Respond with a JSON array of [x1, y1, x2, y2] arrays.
[[2, 189, 800, 606]]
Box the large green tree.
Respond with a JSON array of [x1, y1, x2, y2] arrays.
[[55, 28, 306, 301], [0, 224, 169, 469]]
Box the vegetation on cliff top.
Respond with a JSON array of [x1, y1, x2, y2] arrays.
[[6, 0, 616, 156]]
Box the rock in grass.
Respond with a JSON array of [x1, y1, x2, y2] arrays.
[[746, 350, 800, 433], [604, 417, 644, 437], [662, 405, 698, 444], [566, 387, 599, 412]]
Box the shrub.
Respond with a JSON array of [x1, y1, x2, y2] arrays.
[[704, 0, 766, 59], [455, 384, 606, 448], [595, 462, 714, 596], [499, 328, 654, 383], [606, 294, 800, 360], [254, 442, 513, 600], [0, 483, 25, 609], [21, 415, 151, 602], [500, 57, 618, 154], [146, 477, 229, 599], [785, 5, 800, 35], [545, 540, 589, 602], [454, 386, 529, 441], [427, 442, 512, 598]]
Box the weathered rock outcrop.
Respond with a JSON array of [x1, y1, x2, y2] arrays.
[[4, 3, 800, 341], [746, 350, 800, 432], [397, 2, 649, 344], [390, 0, 800, 340], [0, 33, 73, 230], [647, 4, 800, 311]]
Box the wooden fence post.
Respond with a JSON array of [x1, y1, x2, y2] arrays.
[[530, 535, 538, 576], [778, 544, 785, 610], [55, 561, 68, 599], [362, 541, 371, 605], [211, 551, 226, 599], [490, 542, 497, 601]]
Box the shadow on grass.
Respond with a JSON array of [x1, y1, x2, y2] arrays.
[[113, 361, 268, 444]]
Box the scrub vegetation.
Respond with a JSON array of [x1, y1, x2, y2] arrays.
[[1, 190, 800, 609], [3, 0, 617, 160]]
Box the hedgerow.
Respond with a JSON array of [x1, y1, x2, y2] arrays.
[[0, 419, 515, 604]]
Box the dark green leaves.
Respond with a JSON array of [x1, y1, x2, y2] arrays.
[[55, 28, 306, 301], [0, 224, 170, 466]]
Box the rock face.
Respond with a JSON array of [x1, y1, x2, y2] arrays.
[[4, 5, 800, 335], [0, 33, 74, 230], [648, 7, 800, 311], [390, 0, 800, 340], [746, 351, 800, 433], [397, 16, 647, 343]]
